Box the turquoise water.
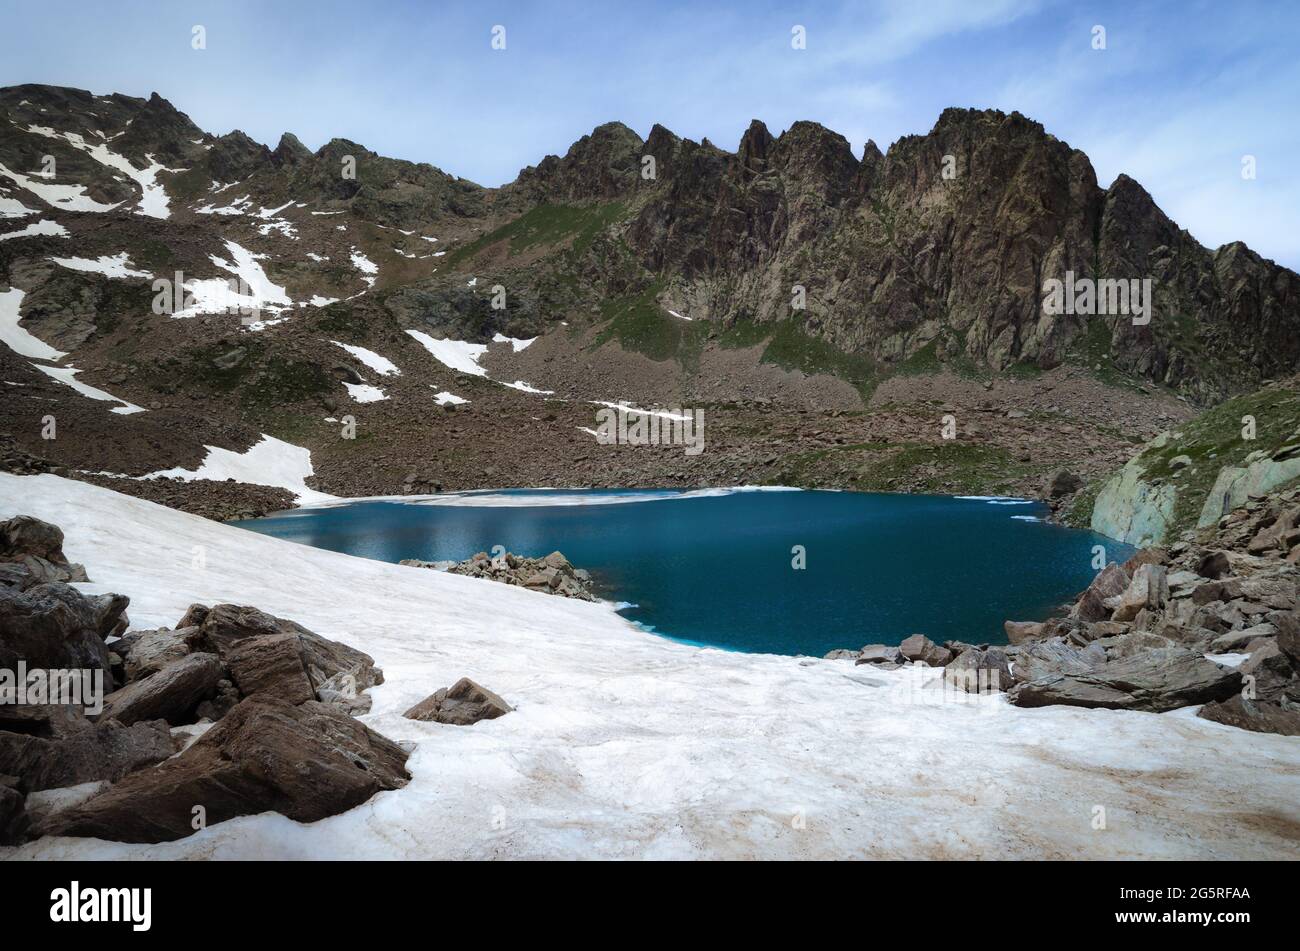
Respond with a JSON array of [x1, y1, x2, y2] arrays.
[[231, 488, 1131, 656]]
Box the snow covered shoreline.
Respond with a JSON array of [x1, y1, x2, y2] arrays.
[[1, 473, 1297, 859]]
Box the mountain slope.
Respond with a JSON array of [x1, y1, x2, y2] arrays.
[[1, 84, 1294, 513]]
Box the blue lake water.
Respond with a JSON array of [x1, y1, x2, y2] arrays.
[[230, 488, 1131, 657]]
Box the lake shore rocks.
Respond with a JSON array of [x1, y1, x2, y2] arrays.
[[1004, 484, 1300, 731], [403, 549, 597, 601]]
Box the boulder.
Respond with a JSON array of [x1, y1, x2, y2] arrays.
[[0, 583, 113, 674], [898, 634, 953, 666], [0, 718, 177, 792], [1276, 611, 1300, 665], [0, 777, 24, 845], [1003, 621, 1045, 645], [186, 603, 382, 693], [1046, 469, 1083, 498], [404, 677, 513, 725], [1209, 623, 1276, 654], [39, 698, 410, 843], [854, 645, 903, 666], [123, 628, 191, 681], [1008, 646, 1240, 712], [224, 634, 315, 704], [1196, 550, 1231, 579], [0, 563, 34, 592], [87, 592, 129, 640], [1240, 641, 1294, 703], [1198, 695, 1300, 736], [823, 649, 858, 661], [1110, 564, 1169, 622], [0, 515, 69, 563], [0, 515, 88, 585], [1070, 563, 1130, 622], [1011, 638, 1107, 683], [0, 702, 89, 738], [96, 652, 223, 726], [944, 647, 1012, 693]]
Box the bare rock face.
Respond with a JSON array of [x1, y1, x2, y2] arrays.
[[96, 652, 223, 727], [404, 677, 513, 726], [40, 698, 411, 843], [0, 718, 177, 792], [0, 582, 114, 674]]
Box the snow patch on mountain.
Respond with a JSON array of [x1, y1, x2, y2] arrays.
[[332, 341, 400, 376], [432, 390, 468, 405], [0, 162, 122, 213], [0, 219, 69, 242], [0, 195, 38, 218], [343, 381, 388, 403], [30, 364, 145, 414], [49, 252, 152, 280], [405, 330, 488, 376], [492, 333, 537, 351], [24, 125, 178, 218], [0, 287, 66, 360], [140, 434, 333, 504], [172, 241, 292, 319]]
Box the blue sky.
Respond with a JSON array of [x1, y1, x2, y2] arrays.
[[3, 0, 1298, 268]]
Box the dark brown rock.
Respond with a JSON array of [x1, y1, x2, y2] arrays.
[[0, 582, 113, 674], [224, 633, 314, 704], [0, 718, 177, 792], [1198, 695, 1300, 736], [186, 603, 382, 693], [40, 698, 410, 843], [404, 677, 513, 725], [96, 652, 223, 726]]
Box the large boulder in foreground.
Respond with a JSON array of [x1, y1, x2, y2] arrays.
[[404, 677, 513, 725], [0, 582, 114, 674], [96, 652, 223, 727], [40, 698, 411, 843], [1009, 646, 1240, 712]]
